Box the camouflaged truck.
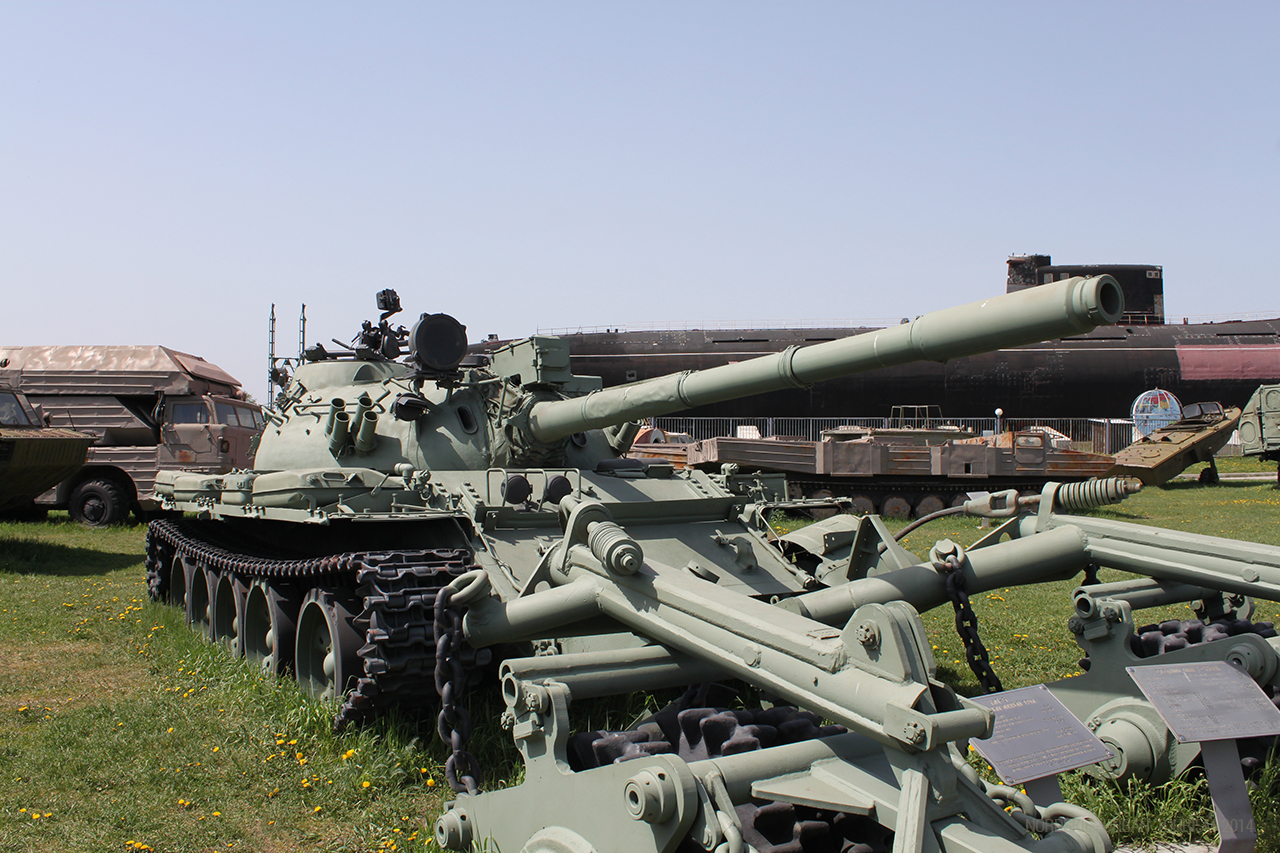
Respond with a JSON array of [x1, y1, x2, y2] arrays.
[[0, 345, 263, 525]]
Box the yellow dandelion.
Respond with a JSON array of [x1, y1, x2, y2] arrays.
[[313, 806, 322, 813], [362, 780, 371, 788]]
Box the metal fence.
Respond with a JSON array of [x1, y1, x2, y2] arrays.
[[648, 416, 1188, 456]]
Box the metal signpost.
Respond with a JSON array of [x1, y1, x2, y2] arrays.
[[1127, 661, 1280, 853], [968, 684, 1114, 804]]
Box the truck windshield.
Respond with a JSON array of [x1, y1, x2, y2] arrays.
[[170, 402, 211, 424], [214, 402, 262, 428], [0, 392, 33, 426]]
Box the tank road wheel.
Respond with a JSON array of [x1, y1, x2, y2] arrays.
[[185, 563, 214, 639], [295, 588, 363, 701], [69, 479, 130, 527], [244, 580, 301, 676], [848, 494, 875, 515], [211, 572, 248, 657], [914, 494, 946, 518], [950, 493, 969, 508], [166, 552, 189, 610], [881, 495, 911, 519]]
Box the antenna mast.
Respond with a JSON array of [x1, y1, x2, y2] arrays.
[[267, 302, 307, 410]]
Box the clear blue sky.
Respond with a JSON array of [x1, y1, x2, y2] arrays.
[[3, 2, 1277, 402]]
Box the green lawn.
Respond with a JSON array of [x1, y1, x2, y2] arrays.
[[2, 477, 1278, 852], [0, 517, 447, 853]]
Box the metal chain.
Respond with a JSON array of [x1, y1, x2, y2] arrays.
[[433, 582, 481, 794], [939, 556, 1004, 694]]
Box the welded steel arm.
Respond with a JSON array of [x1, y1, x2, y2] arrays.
[[461, 499, 993, 753], [784, 506, 1280, 629], [1020, 512, 1280, 602]]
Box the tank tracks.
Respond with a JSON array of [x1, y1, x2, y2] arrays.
[[145, 519, 476, 729], [570, 701, 891, 853]]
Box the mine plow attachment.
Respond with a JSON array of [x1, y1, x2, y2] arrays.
[[782, 478, 1280, 785], [438, 494, 1114, 853]]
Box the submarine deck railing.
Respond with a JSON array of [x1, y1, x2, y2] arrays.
[[648, 416, 1244, 456]]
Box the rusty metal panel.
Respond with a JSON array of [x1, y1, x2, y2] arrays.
[[816, 439, 834, 474], [830, 440, 884, 477], [882, 445, 931, 476], [937, 443, 991, 477], [688, 437, 818, 474], [1043, 451, 1117, 478], [627, 444, 690, 468]]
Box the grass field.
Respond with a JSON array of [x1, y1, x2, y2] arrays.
[[2, 472, 1278, 852]]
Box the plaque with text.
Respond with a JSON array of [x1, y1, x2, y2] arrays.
[[967, 684, 1113, 785], [1127, 661, 1280, 744]]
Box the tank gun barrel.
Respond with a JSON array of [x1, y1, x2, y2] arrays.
[[527, 275, 1123, 443]]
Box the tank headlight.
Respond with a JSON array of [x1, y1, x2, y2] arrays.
[[408, 313, 469, 374]]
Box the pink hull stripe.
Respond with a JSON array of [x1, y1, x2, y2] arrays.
[[1176, 345, 1280, 380]]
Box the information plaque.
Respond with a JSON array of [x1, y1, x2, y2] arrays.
[[967, 684, 1113, 785], [1126, 661, 1280, 744], [1127, 661, 1280, 853]]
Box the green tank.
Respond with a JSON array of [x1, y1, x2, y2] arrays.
[[146, 278, 1122, 714], [146, 278, 1200, 853], [146, 276, 1280, 852]]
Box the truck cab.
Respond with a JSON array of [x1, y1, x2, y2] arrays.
[[161, 394, 264, 469]]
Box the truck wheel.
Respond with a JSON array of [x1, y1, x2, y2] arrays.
[[69, 480, 130, 527]]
